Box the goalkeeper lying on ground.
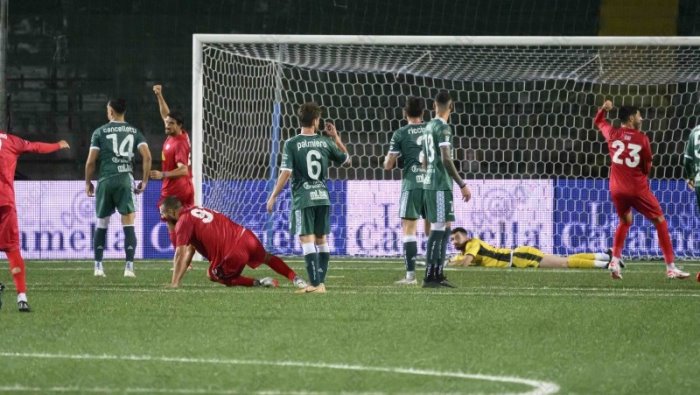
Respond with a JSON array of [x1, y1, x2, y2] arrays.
[[448, 227, 621, 269]]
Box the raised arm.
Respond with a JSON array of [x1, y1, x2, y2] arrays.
[[440, 145, 471, 203], [594, 100, 614, 140], [135, 143, 152, 194], [325, 121, 351, 167], [153, 85, 171, 122]]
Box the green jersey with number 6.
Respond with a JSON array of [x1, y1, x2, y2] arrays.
[[90, 121, 148, 181], [281, 134, 349, 209], [422, 118, 453, 191], [388, 123, 426, 191], [685, 126, 700, 183]]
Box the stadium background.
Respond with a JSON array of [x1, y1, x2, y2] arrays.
[[6, 0, 700, 259]]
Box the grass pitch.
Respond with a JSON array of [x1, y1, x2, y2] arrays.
[[0, 259, 698, 394]]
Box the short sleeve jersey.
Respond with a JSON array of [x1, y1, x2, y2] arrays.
[[90, 121, 148, 181], [173, 206, 246, 266], [388, 123, 427, 191], [684, 125, 700, 183], [161, 130, 193, 197], [280, 133, 349, 210], [422, 118, 453, 191], [463, 238, 513, 268], [594, 109, 653, 194]]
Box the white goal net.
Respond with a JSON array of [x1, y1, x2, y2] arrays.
[[192, 35, 700, 259]]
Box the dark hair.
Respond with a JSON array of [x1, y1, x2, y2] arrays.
[[434, 90, 453, 111], [618, 106, 639, 123], [403, 96, 425, 118], [108, 98, 126, 114], [168, 111, 185, 126], [161, 196, 183, 211], [451, 227, 469, 235], [298, 102, 322, 127]]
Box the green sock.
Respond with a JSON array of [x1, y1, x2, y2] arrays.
[[404, 239, 417, 273], [123, 226, 137, 263], [305, 253, 320, 286], [438, 227, 451, 278], [318, 252, 330, 283], [94, 227, 107, 262], [425, 230, 445, 279]]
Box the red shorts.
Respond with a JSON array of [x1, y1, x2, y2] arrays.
[[0, 205, 19, 252], [611, 188, 664, 219], [207, 230, 267, 285]]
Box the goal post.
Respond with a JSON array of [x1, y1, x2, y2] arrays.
[[192, 34, 700, 260]]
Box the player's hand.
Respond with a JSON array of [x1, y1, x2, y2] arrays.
[[58, 140, 70, 149], [150, 170, 163, 180], [687, 179, 695, 189], [153, 85, 162, 95], [324, 120, 338, 139], [460, 184, 471, 202], [602, 100, 613, 112], [134, 181, 147, 194], [266, 196, 276, 213], [85, 181, 95, 197]]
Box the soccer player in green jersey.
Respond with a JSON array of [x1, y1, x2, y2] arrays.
[[421, 91, 471, 288], [384, 96, 430, 285], [266, 102, 350, 294], [684, 125, 700, 212], [85, 99, 152, 278]]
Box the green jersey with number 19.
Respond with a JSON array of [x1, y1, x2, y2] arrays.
[[422, 118, 453, 191], [388, 123, 426, 191], [90, 121, 148, 181], [281, 133, 349, 209]]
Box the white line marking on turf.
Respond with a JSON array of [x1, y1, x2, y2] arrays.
[[0, 352, 560, 395], [0, 385, 382, 394]]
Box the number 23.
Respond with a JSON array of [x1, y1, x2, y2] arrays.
[[611, 140, 642, 168]]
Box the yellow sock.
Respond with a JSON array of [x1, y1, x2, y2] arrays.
[[567, 257, 595, 268]]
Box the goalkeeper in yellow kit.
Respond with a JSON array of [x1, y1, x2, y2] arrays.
[[448, 227, 621, 269]]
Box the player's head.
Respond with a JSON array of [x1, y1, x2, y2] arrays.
[[298, 102, 322, 130], [450, 227, 470, 252], [159, 196, 184, 223], [433, 90, 454, 116], [403, 96, 425, 120], [107, 98, 126, 120], [618, 105, 642, 129], [165, 111, 185, 136]]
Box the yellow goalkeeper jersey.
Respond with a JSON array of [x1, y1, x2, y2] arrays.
[[453, 238, 544, 268]]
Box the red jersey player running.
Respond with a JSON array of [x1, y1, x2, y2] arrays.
[[150, 85, 195, 242], [594, 100, 688, 280], [0, 132, 70, 311], [159, 196, 308, 289]]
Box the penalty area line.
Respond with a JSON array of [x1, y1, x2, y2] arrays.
[[0, 351, 560, 395]]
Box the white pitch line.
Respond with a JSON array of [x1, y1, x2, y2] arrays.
[[0, 385, 384, 395], [0, 351, 559, 395]]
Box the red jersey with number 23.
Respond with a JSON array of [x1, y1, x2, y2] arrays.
[[594, 109, 653, 194], [173, 206, 246, 266], [161, 130, 193, 203]]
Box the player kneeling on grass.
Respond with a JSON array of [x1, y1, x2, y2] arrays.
[[448, 227, 621, 270], [159, 196, 307, 289]]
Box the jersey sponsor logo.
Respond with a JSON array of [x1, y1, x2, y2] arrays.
[[309, 189, 329, 200], [302, 181, 324, 190], [117, 163, 133, 173]]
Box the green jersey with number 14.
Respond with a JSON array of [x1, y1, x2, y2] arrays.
[[90, 121, 148, 181], [422, 118, 453, 191], [281, 133, 349, 209]]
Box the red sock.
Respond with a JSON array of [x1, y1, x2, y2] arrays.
[[653, 221, 675, 265], [6, 249, 27, 294], [265, 254, 296, 281], [224, 275, 256, 287], [612, 222, 631, 258]]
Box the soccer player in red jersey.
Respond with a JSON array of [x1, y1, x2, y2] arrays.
[[0, 132, 70, 311], [150, 85, 195, 243], [594, 100, 689, 280], [159, 196, 308, 289]]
